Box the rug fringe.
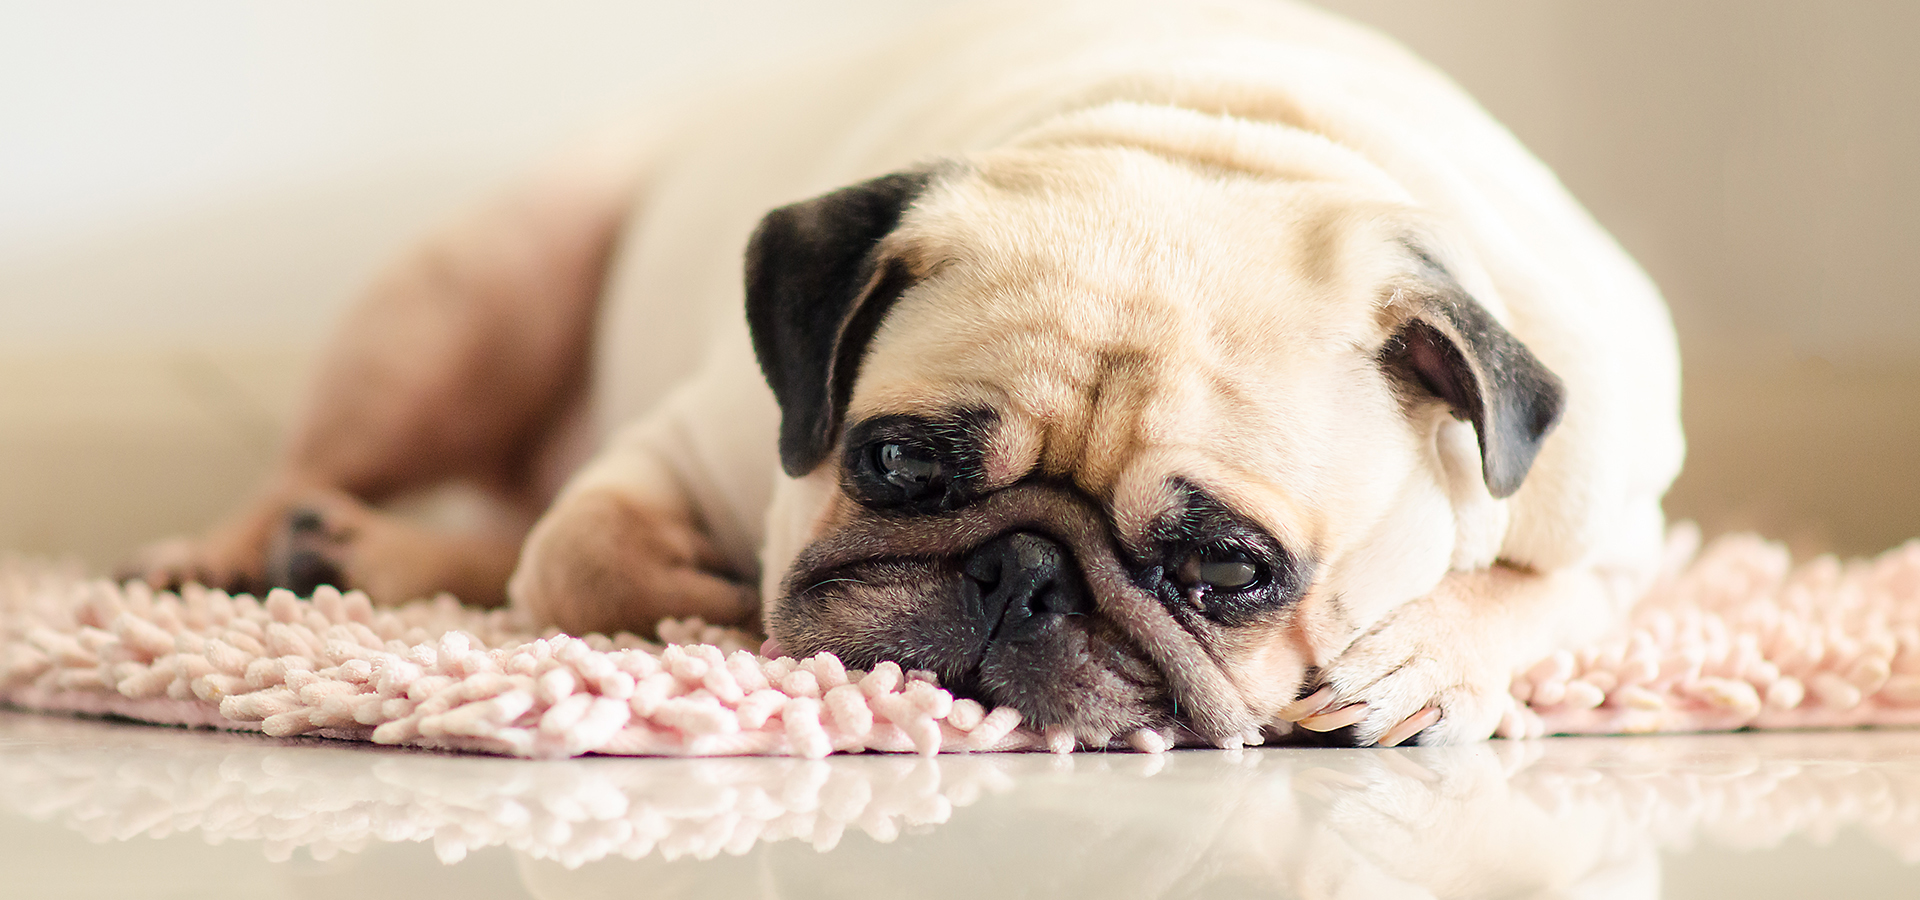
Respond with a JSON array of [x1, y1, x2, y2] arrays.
[[5, 529, 1920, 757]]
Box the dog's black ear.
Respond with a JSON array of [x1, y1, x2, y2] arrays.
[[745, 170, 937, 477], [1383, 259, 1566, 499]]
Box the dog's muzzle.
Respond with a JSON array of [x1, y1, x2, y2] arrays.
[[774, 485, 1258, 744]]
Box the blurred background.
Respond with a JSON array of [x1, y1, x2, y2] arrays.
[[2, 0, 1915, 568]]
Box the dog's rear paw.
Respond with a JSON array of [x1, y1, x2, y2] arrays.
[[122, 513, 280, 595], [123, 496, 361, 600], [261, 489, 524, 606], [266, 506, 352, 597], [126, 488, 516, 606], [120, 536, 243, 593]]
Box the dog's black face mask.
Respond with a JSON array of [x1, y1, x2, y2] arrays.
[[742, 167, 1564, 747]]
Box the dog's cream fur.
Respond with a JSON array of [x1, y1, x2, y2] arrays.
[[142, 0, 1683, 746]]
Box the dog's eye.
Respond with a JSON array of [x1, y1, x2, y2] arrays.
[[1174, 547, 1264, 592], [872, 441, 944, 497]]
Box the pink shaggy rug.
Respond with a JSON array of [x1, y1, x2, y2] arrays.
[[3, 524, 1918, 758]]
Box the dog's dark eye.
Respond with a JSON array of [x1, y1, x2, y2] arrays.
[[1174, 547, 1264, 592], [843, 412, 995, 512], [872, 441, 943, 497]]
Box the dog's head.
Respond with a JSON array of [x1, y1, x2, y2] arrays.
[[745, 109, 1563, 746]]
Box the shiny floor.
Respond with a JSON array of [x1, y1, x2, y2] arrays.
[[2, 712, 1916, 898]]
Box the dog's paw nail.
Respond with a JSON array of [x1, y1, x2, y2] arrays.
[[1279, 686, 1336, 722], [1377, 706, 1443, 747], [1298, 702, 1368, 732]]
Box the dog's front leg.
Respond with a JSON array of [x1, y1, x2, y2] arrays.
[[1284, 565, 1621, 746], [507, 416, 761, 637]]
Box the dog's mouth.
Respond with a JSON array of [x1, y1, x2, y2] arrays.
[[768, 485, 1261, 747]]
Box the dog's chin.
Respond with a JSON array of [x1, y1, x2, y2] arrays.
[[962, 614, 1176, 744], [770, 557, 1180, 746]]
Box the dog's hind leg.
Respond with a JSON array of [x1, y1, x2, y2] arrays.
[[127, 128, 653, 606]]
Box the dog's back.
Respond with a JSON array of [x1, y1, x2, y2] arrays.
[[594, 0, 1682, 586]]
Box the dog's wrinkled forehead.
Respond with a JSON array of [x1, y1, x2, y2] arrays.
[[852, 149, 1440, 527]]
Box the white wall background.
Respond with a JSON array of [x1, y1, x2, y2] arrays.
[[1331, 0, 1920, 370], [0, 0, 959, 350], [3, 0, 1916, 364]]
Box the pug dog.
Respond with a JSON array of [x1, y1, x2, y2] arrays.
[[132, 0, 1684, 748]]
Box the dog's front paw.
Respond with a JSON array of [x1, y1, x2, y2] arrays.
[[1280, 583, 1528, 747], [1284, 637, 1514, 748], [508, 487, 759, 636]]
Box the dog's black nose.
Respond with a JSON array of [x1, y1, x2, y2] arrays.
[[962, 531, 1091, 642]]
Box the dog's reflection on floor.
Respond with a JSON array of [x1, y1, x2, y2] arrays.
[[2, 714, 1917, 898]]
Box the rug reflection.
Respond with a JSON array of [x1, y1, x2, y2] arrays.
[[2, 713, 1916, 898]]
